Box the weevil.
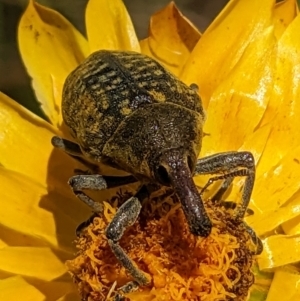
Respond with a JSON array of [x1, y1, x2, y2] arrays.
[[52, 50, 260, 297]]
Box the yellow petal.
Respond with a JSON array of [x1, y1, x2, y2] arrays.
[[200, 26, 275, 156], [250, 264, 273, 301], [0, 167, 87, 252], [257, 13, 300, 174], [180, 0, 275, 108], [282, 192, 300, 234], [0, 247, 67, 281], [239, 124, 271, 163], [252, 146, 300, 212], [258, 234, 300, 269], [0, 276, 44, 301], [0, 239, 7, 248], [0, 92, 82, 191], [266, 266, 300, 301], [28, 280, 76, 301], [86, 0, 140, 52], [246, 204, 300, 236], [140, 2, 201, 76], [273, 0, 297, 39], [18, 0, 89, 126], [282, 215, 300, 235]]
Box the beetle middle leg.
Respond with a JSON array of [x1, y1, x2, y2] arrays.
[[195, 151, 255, 219]]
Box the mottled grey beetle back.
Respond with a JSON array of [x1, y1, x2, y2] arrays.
[[62, 50, 205, 167]]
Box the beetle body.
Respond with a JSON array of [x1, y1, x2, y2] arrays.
[[62, 51, 211, 238], [54, 50, 259, 295], [63, 50, 205, 180]]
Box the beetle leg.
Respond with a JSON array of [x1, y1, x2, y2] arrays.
[[195, 152, 262, 253], [51, 136, 83, 156], [210, 176, 252, 215], [106, 186, 151, 294], [69, 173, 137, 213], [69, 174, 138, 234], [69, 174, 107, 213], [211, 177, 234, 202], [243, 222, 263, 255], [72, 179, 151, 292], [113, 281, 139, 301], [52, 136, 101, 173], [194, 151, 255, 219]]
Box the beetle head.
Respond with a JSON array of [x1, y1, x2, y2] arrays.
[[102, 102, 211, 236], [102, 102, 203, 178]]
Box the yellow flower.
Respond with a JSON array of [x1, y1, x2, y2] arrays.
[[1, 0, 300, 300]]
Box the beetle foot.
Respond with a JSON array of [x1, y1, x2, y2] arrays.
[[113, 281, 139, 301]]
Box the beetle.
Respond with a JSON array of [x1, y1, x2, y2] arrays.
[[52, 50, 258, 296]]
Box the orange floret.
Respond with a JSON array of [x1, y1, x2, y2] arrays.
[[66, 193, 256, 301]]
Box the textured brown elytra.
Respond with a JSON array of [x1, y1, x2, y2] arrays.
[[54, 50, 260, 298]]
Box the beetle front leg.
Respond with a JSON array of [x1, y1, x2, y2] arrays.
[[105, 192, 151, 298], [195, 151, 255, 219]]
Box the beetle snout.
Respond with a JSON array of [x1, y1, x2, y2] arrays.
[[157, 149, 213, 238]]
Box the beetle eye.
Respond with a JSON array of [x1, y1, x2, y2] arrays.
[[156, 165, 170, 186]]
